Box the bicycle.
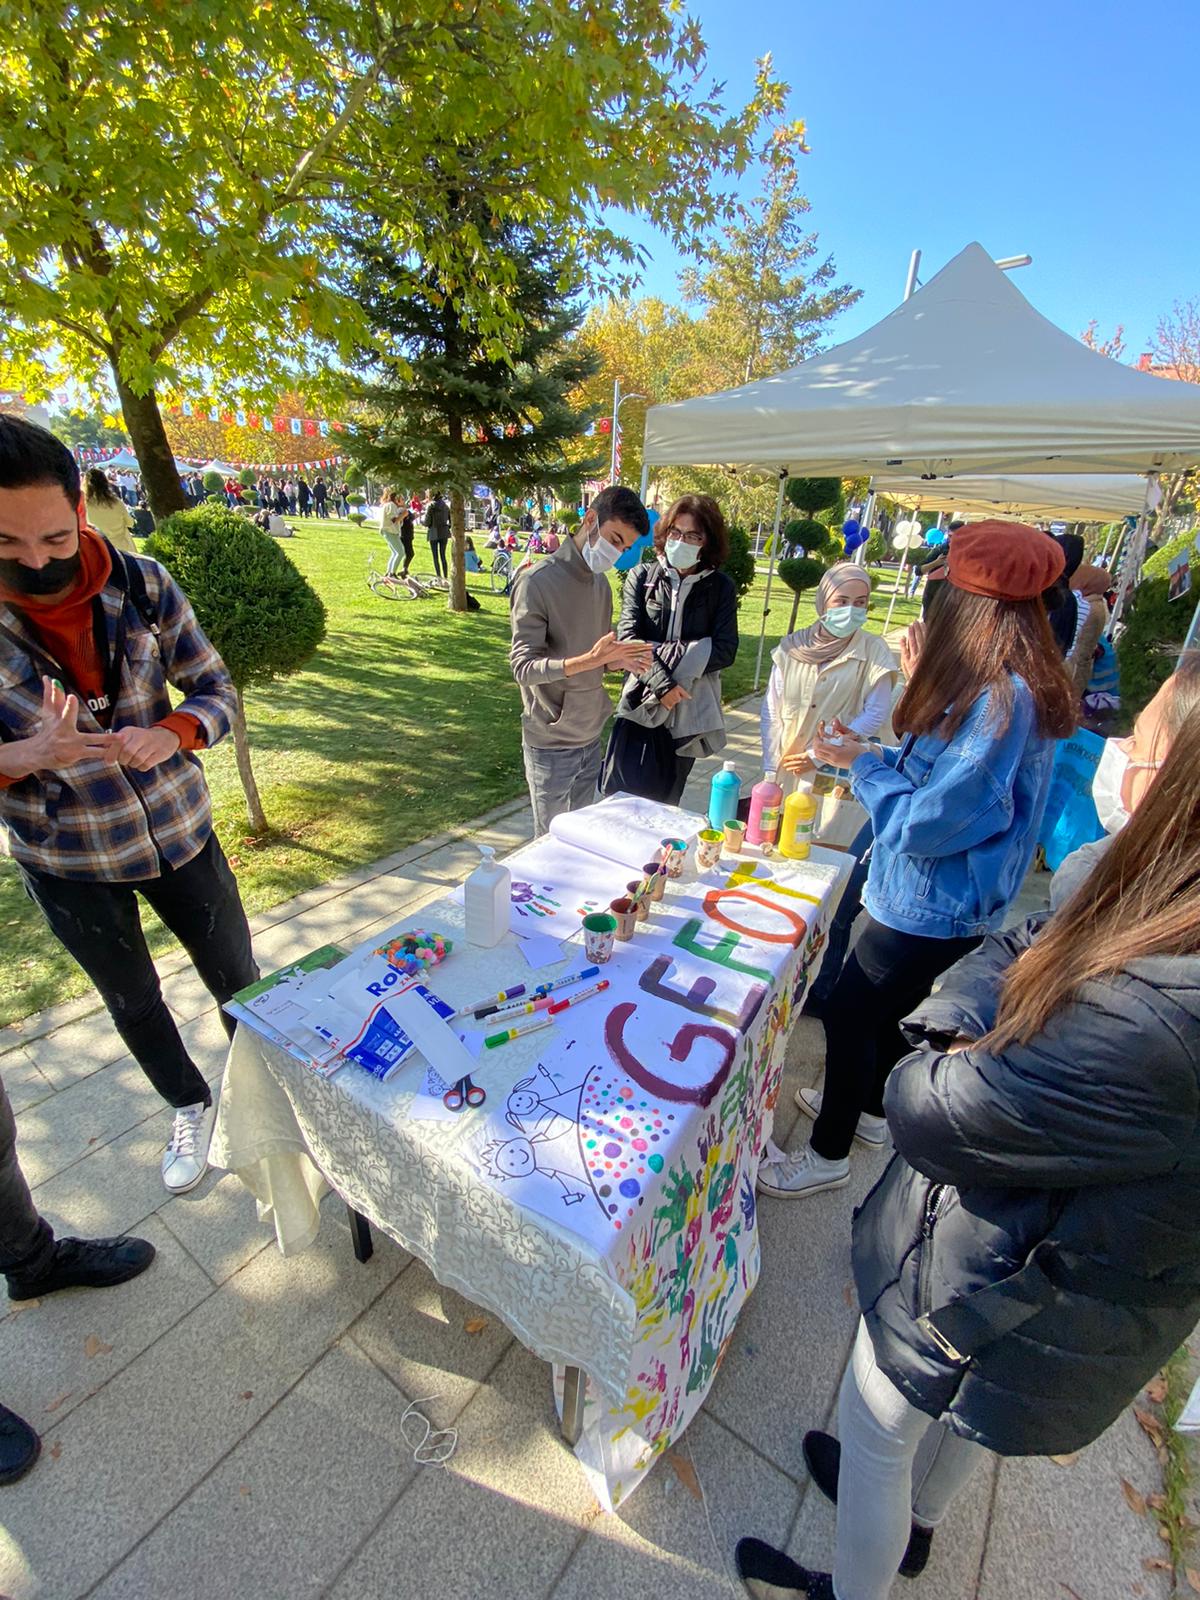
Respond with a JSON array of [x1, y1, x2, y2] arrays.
[[366, 551, 436, 600], [489, 548, 514, 593]]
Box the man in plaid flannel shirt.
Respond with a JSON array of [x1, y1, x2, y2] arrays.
[[0, 418, 258, 1211]]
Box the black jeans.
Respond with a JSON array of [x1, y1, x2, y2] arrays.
[[22, 834, 258, 1110], [429, 537, 449, 578], [807, 819, 873, 1009], [0, 1071, 55, 1279], [810, 914, 981, 1162]]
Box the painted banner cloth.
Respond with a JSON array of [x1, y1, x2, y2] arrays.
[[211, 821, 847, 1509]]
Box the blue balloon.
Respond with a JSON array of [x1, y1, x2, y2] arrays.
[[842, 518, 861, 539], [843, 528, 865, 553], [925, 528, 947, 546]]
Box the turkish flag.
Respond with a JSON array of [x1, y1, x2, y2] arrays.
[[303, 419, 318, 436]]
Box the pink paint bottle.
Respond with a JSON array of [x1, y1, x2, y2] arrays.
[[745, 768, 783, 848]]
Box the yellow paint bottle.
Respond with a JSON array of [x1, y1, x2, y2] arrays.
[[779, 786, 818, 860]]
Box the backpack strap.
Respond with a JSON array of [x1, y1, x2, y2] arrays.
[[102, 539, 160, 634]]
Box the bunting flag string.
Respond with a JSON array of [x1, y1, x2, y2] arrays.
[[73, 446, 350, 471], [174, 400, 346, 435]]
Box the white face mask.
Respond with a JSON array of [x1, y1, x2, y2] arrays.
[[822, 603, 868, 638], [665, 537, 702, 571], [581, 529, 621, 574], [1091, 739, 1160, 835]]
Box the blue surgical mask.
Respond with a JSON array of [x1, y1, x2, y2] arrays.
[[665, 538, 699, 571], [822, 603, 868, 638]]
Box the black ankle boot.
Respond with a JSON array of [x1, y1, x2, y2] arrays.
[[6, 1235, 156, 1302], [802, 1430, 934, 1579], [0, 1404, 39, 1485]]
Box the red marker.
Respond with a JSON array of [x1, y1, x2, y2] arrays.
[[547, 979, 610, 1016]]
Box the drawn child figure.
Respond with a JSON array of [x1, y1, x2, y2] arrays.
[[478, 1133, 589, 1205]]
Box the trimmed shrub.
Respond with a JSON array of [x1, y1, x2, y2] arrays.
[[723, 525, 756, 603]]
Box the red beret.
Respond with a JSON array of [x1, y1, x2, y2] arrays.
[[946, 519, 1066, 601]]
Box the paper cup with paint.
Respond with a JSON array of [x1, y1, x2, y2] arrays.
[[723, 819, 746, 855], [626, 881, 650, 921], [609, 897, 639, 940], [583, 911, 618, 963], [642, 860, 667, 902], [696, 827, 724, 869], [660, 837, 688, 879]]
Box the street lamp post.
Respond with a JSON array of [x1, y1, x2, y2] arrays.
[[610, 380, 646, 485]]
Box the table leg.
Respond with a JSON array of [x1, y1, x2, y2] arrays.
[[347, 1206, 374, 1263], [561, 1365, 586, 1446]]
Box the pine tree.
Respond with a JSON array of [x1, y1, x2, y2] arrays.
[[343, 204, 603, 612]]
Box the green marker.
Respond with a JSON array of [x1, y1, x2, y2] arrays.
[[484, 1014, 554, 1049]]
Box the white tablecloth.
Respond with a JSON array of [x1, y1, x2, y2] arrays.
[[211, 831, 848, 1506]]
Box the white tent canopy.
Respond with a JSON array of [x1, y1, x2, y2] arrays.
[[96, 448, 141, 470], [874, 472, 1147, 521], [643, 243, 1200, 478], [199, 460, 242, 477]]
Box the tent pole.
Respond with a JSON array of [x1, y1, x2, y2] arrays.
[[753, 473, 788, 693], [857, 479, 875, 567], [883, 545, 909, 637], [1109, 475, 1160, 636]]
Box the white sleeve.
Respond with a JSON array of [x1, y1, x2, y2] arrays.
[[847, 676, 892, 739], [761, 667, 783, 769]]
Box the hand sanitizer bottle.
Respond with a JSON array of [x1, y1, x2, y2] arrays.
[[464, 844, 510, 947]]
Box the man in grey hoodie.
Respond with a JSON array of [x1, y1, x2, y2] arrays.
[[509, 485, 652, 835]]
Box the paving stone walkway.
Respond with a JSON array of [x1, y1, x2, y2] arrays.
[[0, 701, 1173, 1599]]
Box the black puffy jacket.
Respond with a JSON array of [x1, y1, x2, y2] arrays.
[[852, 884, 1200, 1457], [618, 559, 738, 702]]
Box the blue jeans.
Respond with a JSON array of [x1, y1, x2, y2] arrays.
[[522, 738, 602, 837]]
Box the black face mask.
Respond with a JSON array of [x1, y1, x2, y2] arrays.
[[0, 551, 82, 597]]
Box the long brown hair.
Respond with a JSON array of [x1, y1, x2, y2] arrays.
[[987, 660, 1200, 1049], [655, 494, 730, 570], [894, 584, 1076, 741]]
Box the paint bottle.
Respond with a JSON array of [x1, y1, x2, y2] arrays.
[[745, 768, 783, 847], [779, 785, 818, 860], [464, 845, 509, 947], [708, 759, 741, 830]]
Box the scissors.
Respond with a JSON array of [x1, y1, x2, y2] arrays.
[[442, 1074, 486, 1112]]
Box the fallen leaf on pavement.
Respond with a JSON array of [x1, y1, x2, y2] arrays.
[[666, 1449, 702, 1501], [5, 1298, 40, 1318], [1134, 1407, 1167, 1448], [238, 1485, 251, 1497], [1143, 1556, 1171, 1572], [842, 1283, 855, 1310], [239, 1391, 253, 1401], [44, 1392, 73, 1414], [48, 1441, 62, 1461], [1121, 1478, 1147, 1516], [1049, 1452, 1081, 1467], [463, 1316, 488, 1335], [1145, 1375, 1168, 1405], [1186, 1570, 1200, 1594], [83, 1334, 113, 1360]]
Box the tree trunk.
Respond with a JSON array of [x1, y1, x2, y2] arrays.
[[447, 487, 469, 613], [231, 689, 268, 833], [788, 591, 801, 633], [110, 356, 187, 521]]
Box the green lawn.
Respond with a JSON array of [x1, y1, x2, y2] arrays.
[[0, 521, 918, 1026]]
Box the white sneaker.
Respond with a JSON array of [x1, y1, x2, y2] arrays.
[[794, 1086, 888, 1148], [756, 1144, 850, 1199], [162, 1103, 211, 1194]]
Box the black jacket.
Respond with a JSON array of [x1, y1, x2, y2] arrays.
[[853, 860, 1200, 1457], [617, 559, 738, 702], [424, 498, 451, 539]]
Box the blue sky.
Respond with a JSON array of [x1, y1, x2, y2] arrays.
[[618, 0, 1199, 357]]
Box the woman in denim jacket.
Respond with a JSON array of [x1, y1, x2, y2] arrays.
[[760, 521, 1077, 1201]]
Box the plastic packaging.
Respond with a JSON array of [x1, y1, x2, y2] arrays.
[[708, 759, 741, 830], [745, 768, 783, 847], [779, 786, 818, 860], [464, 845, 510, 947]]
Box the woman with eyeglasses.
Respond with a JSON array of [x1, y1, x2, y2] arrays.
[[600, 493, 738, 806], [761, 563, 899, 846]]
